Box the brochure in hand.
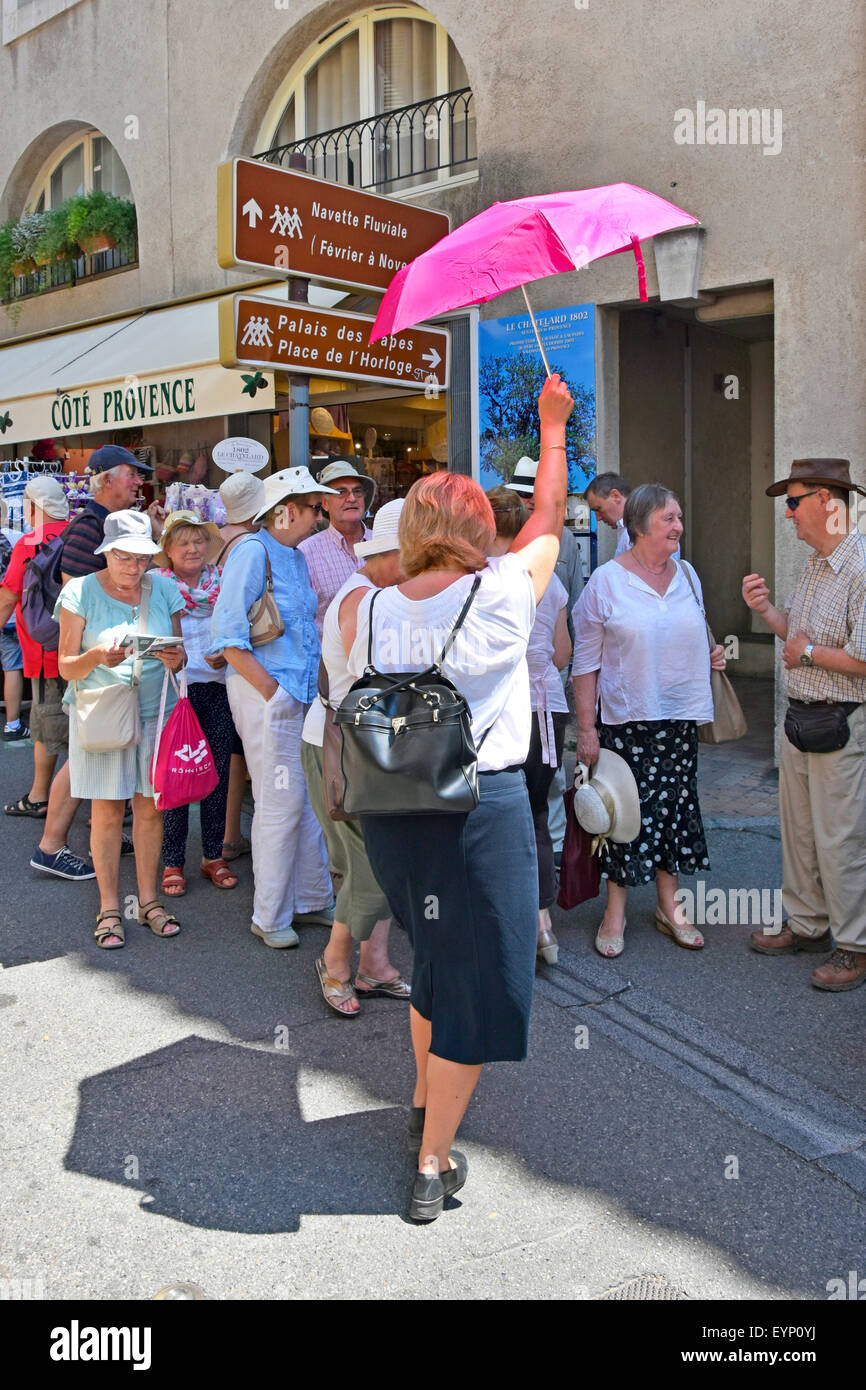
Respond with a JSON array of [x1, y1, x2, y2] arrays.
[[122, 633, 185, 659]]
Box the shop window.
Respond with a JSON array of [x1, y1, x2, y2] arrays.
[[258, 5, 476, 194]]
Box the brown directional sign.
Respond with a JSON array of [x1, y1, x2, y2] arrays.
[[217, 158, 450, 293], [219, 294, 449, 394]]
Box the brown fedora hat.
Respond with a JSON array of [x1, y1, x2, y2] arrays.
[[766, 458, 866, 498]]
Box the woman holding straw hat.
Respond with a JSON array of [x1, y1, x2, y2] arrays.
[[572, 483, 726, 958], [155, 510, 238, 895], [210, 466, 339, 948]]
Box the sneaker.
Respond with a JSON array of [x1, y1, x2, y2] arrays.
[[293, 904, 335, 928], [3, 725, 30, 743], [30, 845, 96, 880], [120, 835, 134, 856], [250, 921, 299, 949]]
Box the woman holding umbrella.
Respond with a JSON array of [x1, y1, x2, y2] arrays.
[[340, 375, 574, 1222]]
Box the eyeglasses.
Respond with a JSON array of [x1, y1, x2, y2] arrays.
[[784, 490, 820, 511], [333, 486, 366, 500]]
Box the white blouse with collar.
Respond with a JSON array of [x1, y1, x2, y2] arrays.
[[572, 558, 713, 726]]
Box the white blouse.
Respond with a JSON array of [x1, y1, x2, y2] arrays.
[[348, 553, 536, 773], [572, 558, 713, 725], [302, 571, 373, 748]]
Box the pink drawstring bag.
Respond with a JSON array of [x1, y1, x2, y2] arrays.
[[151, 669, 219, 811]]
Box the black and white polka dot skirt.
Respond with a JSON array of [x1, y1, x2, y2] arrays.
[[598, 719, 710, 887]]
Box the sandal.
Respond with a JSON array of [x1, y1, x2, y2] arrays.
[[315, 955, 359, 1017], [655, 907, 704, 950], [221, 836, 251, 861], [354, 971, 411, 1000], [94, 909, 125, 950], [161, 866, 187, 897], [138, 899, 181, 938], [4, 794, 48, 818], [200, 859, 238, 890]]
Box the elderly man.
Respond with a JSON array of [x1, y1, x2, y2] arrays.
[[59, 444, 159, 580], [298, 458, 375, 634], [585, 471, 633, 556], [743, 458, 866, 991]]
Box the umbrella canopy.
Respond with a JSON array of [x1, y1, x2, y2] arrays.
[[370, 183, 699, 347]]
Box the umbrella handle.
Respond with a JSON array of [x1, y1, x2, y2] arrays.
[[521, 285, 552, 378]]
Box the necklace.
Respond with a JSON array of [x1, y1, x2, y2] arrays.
[[631, 549, 669, 577]]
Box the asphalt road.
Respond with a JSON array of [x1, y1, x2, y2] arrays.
[[1, 739, 864, 1302]]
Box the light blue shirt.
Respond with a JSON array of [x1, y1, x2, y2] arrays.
[[209, 530, 320, 703]]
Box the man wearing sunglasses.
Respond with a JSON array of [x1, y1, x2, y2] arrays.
[[742, 459, 866, 991], [299, 459, 375, 635]]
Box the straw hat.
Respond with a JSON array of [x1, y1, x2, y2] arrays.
[[219, 471, 266, 524], [505, 457, 539, 496], [155, 510, 222, 567], [252, 466, 339, 526], [574, 750, 641, 845], [354, 498, 405, 558], [94, 509, 160, 556]]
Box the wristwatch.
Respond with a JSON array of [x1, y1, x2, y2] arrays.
[[800, 644, 815, 667]]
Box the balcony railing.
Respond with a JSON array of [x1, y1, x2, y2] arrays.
[[255, 87, 476, 193], [5, 233, 139, 304]]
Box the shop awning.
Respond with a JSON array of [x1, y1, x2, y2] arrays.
[[0, 283, 344, 446]]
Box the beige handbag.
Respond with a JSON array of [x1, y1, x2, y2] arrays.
[[247, 543, 285, 648], [74, 574, 150, 753], [681, 562, 747, 744]]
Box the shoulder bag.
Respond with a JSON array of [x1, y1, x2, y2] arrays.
[[247, 541, 285, 648], [335, 576, 487, 816], [74, 574, 151, 753], [318, 657, 351, 822], [680, 562, 747, 744]]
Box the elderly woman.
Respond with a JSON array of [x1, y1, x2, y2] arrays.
[[56, 509, 186, 948], [210, 466, 338, 948], [572, 483, 726, 958], [155, 510, 238, 895], [302, 499, 409, 1015], [487, 487, 572, 966], [338, 376, 574, 1222]]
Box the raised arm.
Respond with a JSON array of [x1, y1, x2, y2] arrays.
[[509, 374, 574, 603]]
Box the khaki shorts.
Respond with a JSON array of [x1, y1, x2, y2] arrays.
[[29, 676, 69, 755]]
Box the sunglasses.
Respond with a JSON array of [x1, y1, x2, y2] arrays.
[[300, 502, 324, 516], [784, 490, 820, 511]]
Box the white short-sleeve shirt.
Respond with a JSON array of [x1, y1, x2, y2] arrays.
[[572, 558, 713, 725], [349, 553, 536, 772], [526, 574, 569, 715], [302, 571, 374, 747]]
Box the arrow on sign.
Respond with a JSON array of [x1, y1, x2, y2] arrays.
[[242, 198, 263, 229], [422, 347, 441, 371]]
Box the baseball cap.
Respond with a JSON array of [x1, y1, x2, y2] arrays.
[[87, 444, 153, 476], [23, 475, 69, 521]]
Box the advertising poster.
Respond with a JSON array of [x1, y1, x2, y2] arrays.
[[478, 303, 596, 495]]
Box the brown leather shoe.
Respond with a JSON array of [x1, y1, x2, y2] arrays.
[[749, 924, 831, 955], [811, 949, 866, 992]]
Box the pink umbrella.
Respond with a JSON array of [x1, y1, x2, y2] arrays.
[[370, 183, 699, 373]]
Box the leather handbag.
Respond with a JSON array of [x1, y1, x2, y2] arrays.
[[74, 573, 150, 754], [335, 577, 486, 816], [247, 543, 285, 648], [681, 563, 748, 744]]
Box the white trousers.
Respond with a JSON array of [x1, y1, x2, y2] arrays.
[[227, 674, 332, 932]]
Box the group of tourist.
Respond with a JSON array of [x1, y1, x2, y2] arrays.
[[3, 381, 866, 1221]]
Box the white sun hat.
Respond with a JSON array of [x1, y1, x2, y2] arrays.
[[219, 471, 266, 524], [93, 508, 160, 556], [574, 749, 641, 845], [354, 498, 405, 558], [505, 457, 539, 496], [252, 466, 339, 525]]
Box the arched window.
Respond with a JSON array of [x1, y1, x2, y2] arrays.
[[257, 5, 475, 194], [27, 129, 132, 212]]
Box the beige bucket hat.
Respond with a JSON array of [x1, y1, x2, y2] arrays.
[[574, 750, 641, 846]]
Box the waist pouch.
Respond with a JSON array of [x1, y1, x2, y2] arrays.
[[784, 699, 859, 754]]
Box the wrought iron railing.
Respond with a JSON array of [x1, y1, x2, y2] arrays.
[[5, 232, 139, 303], [255, 87, 476, 192]]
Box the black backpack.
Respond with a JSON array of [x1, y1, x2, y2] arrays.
[[20, 534, 66, 649]]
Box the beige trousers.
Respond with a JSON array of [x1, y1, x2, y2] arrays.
[[779, 702, 866, 951]]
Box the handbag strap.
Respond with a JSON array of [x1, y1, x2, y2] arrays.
[[678, 560, 714, 652], [365, 574, 482, 668], [150, 665, 185, 786], [130, 571, 151, 690]]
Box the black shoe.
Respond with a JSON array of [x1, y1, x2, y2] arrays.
[[408, 1151, 468, 1223], [3, 725, 29, 743], [408, 1105, 425, 1152]]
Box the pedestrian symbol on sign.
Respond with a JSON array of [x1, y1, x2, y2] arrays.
[[269, 205, 303, 239], [241, 316, 273, 349]]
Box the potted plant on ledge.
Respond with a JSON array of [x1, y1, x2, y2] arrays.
[[34, 205, 79, 270], [66, 191, 137, 257]]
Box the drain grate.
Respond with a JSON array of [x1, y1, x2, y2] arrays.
[[597, 1273, 688, 1300]]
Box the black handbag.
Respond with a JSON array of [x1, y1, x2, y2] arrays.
[[335, 576, 486, 816], [783, 699, 857, 753]]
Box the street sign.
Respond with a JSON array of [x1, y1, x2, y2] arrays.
[[219, 294, 449, 394], [217, 158, 450, 293]]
